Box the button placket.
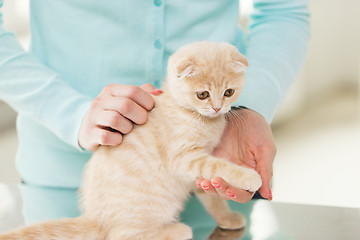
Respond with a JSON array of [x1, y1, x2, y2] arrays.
[[150, 0, 165, 87]]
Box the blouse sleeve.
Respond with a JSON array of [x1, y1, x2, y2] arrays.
[[235, 0, 310, 122], [0, 0, 92, 149]]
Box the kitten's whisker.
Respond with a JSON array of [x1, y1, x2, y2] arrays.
[[192, 111, 204, 123], [231, 111, 242, 129], [237, 111, 249, 130], [225, 112, 234, 127], [232, 110, 246, 128], [227, 110, 248, 131]]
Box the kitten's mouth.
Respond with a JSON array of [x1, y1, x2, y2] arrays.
[[209, 112, 222, 117], [197, 110, 222, 118]]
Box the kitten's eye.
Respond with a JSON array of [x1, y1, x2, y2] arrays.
[[196, 91, 210, 100], [224, 89, 235, 97]]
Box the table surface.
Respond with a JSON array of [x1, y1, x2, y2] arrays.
[[1, 183, 359, 240], [183, 199, 360, 240]]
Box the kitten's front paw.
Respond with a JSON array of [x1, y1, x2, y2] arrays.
[[241, 168, 262, 192], [227, 167, 262, 192], [217, 212, 246, 230]]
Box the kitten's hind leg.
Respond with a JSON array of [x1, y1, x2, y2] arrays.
[[195, 188, 246, 230], [154, 222, 193, 240]]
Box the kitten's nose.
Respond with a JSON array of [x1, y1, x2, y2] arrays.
[[213, 107, 221, 113]]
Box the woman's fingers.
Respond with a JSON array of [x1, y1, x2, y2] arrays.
[[78, 83, 161, 151], [199, 179, 219, 197], [97, 127, 123, 146], [224, 186, 255, 203], [84, 127, 123, 151], [196, 177, 255, 203], [97, 110, 133, 134], [210, 177, 231, 199], [101, 96, 149, 125], [140, 83, 156, 93], [103, 84, 155, 111], [255, 139, 276, 200]]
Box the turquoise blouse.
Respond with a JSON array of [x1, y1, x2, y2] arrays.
[[0, 0, 310, 188]]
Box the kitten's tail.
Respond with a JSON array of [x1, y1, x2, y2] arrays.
[[0, 217, 106, 240]]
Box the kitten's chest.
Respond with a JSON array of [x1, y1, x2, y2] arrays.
[[170, 114, 226, 151], [197, 118, 227, 149]]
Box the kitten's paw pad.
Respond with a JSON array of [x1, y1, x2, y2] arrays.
[[217, 212, 246, 230]]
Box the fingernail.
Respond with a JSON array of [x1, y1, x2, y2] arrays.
[[211, 182, 220, 188], [202, 186, 210, 190], [268, 189, 273, 201], [227, 192, 235, 198], [197, 183, 202, 188], [150, 89, 163, 96]]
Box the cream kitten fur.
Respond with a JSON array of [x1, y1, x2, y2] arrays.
[[0, 42, 262, 240]]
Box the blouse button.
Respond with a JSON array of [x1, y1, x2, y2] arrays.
[[154, 40, 162, 49], [154, 0, 162, 7]]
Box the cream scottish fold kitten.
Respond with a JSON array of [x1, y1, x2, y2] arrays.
[[0, 42, 262, 240]]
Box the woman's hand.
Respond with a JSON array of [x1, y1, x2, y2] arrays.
[[78, 83, 159, 151], [197, 108, 276, 202]]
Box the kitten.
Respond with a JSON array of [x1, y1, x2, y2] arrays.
[[0, 42, 262, 240]]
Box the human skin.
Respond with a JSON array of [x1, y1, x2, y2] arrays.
[[78, 83, 158, 151], [197, 108, 276, 201]]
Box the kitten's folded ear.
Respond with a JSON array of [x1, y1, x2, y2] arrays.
[[175, 57, 199, 79], [231, 51, 249, 73]]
